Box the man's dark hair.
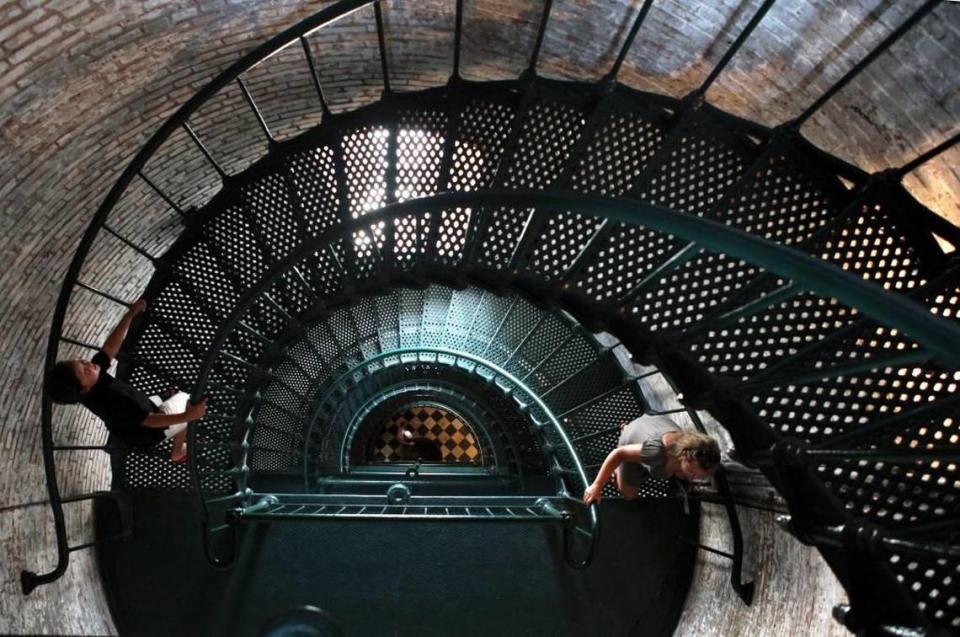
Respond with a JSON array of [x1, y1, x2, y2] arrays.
[[46, 361, 84, 404]]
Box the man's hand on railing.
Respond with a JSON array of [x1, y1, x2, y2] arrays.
[[101, 297, 147, 359], [128, 298, 147, 318], [186, 398, 208, 421]]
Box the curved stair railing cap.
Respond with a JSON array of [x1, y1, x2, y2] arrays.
[[185, 190, 960, 575], [192, 192, 960, 376]]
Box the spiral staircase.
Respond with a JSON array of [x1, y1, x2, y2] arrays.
[[23, 0, 960, 635]]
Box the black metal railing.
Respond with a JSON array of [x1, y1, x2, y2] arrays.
[[26, 0, 960, 633]]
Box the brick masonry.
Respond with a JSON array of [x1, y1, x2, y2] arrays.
[[0, 0, 956, 633]]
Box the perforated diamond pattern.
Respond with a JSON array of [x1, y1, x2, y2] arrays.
[[478, 205, 529, 269], [637, 129, 747, 215], [530, 210, 604, 280], [420, 286, 452, 347], [398, 288, 424, 348], [397, 108, 446, 201], [374, 294, 400, 351], [434, 206, 472, 264], [815, 204, 928, 291], [287, 145, 341, 236], [889, 553, 960, 631], [203, 203, 270, 291], [712, 148, 844, 246], [343, 126, 389, 216], [352, 298, 382, 359], [575, 225, 685, 301], [488, 298, 541, 367], [628, 252, 764, 333], [503, 101, 583, 190], [510, 314, 569, 379], [449, 98, 515, 191], [530, 333, 596, 393], [747, 280, 957, 442], [570, 107, 667, 196], [443, 287, 484, 352], [243, 173, 298, 264], [691, 292, 859, 380]]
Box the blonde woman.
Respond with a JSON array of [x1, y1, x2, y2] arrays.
[[582, 414, 721, 505]]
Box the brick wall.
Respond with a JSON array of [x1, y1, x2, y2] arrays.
[[0, 0, 955, 633]]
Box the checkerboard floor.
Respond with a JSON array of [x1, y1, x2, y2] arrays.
[[368, 404, 487, 464]]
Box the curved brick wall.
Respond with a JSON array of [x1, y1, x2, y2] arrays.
[[0, 0, 955, 633]]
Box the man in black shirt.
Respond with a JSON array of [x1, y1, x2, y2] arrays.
[[46, 299, 207, 462]]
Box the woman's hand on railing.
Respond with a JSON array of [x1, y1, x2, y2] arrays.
[[583, 482, 603, 506]]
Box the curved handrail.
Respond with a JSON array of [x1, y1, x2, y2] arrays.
[[192, 191, 960, 378], [304, 348, 588, 481], [182, 196, 960, 574], [25, 0, 378, 593]]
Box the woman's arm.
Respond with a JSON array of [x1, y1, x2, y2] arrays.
[[583, 444, 645, 505]]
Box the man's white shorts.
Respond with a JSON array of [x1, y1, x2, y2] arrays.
[[148, 391, 191, 439]]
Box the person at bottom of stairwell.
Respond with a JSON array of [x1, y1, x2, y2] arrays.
[[45, 298, 207, 463], [582, 414, 721, 506]]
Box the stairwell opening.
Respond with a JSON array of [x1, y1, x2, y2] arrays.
[[362, 402, 488, 465]]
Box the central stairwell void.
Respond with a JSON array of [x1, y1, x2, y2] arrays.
[[25, 1, 960, 635]]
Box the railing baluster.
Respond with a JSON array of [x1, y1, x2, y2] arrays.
[[262, 291, 296, 324], [290, 265, 320, 304], [571, 423, 623, 444], [452, 0, 465, 80], [182, 121, 228, 180], [617, 242, 701, 306], [799, 446, 960, 463], [682, 281, 804, 339], [59, 336, 100, 351], [792, 0, 941, 128], [896, 129, 960, 177], [520, 331, 576, 383], [698, 0, 778, 96], [541, 349, 611, 399], [52, 445, 115, 452], [235, 319, 273, 345], [526, 0, 554, 77], [137, 171, 185, 219], [481, 297, 519, 357], [74, 281, 132, 308], [555, 378, 640, 419], [503, 315, 546, 367], [101, 224, 159, 263], [60, 491, 113, 503], [373, 1, 391, 95], [68, 536, 123, 553], [605, 0, 655, 82], [646, 406, 688, 416], [236, 77, 274, 145], [300, 36, 331, 116], [260, 398, 304, 423]]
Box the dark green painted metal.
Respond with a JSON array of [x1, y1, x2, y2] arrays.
[[813, 394, 960, 451], [285, 191, 960, 366], [741, 349, 931, 392]]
